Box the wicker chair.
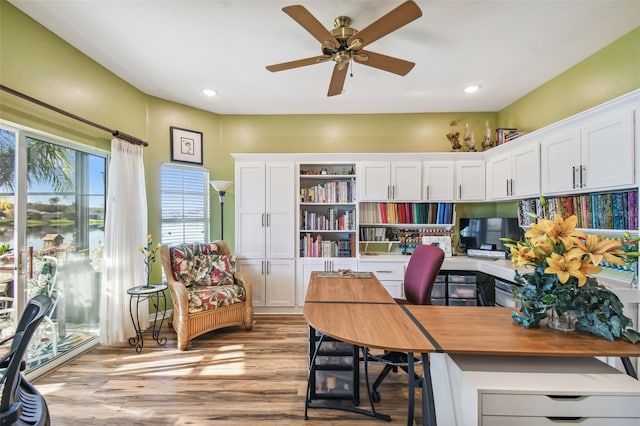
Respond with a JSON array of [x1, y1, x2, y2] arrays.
[[160, 240, 253, 350]]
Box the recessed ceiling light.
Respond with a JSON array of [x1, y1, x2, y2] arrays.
[[464, 85, 481, 94], [202, 88, 217, 97]]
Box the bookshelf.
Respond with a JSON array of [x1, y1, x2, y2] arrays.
[[517, 190, 639, 277], [299, 163, 357, 258], [359, 202, 454, 253], [517, 190, 638, 231]]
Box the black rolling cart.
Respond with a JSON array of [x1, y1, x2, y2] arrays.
[[307, 325, 360, 405]]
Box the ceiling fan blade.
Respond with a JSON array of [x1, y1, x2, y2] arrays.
[[353, 50, 415, 76], [346, 0, 422, 50], [327, 63, 349, 97], [283, 5, 340, 51], [266, 55, 331, 72]]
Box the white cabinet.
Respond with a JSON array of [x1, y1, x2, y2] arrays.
[[236, 162, 295, 258], [486, 141, 540, 200], [296, 258, 357, 306], [541, 105, 635, 195], [423, 161, 455, 201], [431, 354, 640, 426], [235, 161, 295, 310], [455, 160, 485, 201], [237, 258, 295, 308], [359, 161, 422, 201], [357, 260, 407, 298]]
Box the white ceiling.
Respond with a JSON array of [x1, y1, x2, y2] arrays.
[[9, 0, 640, 115]]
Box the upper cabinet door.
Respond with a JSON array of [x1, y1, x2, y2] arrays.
[[580, 106, 635, 191], [455, 161, 485, 201], [236, 162, 267, 257], [265, 162, 295, 258], [541, 104, 636, 195], [540, 128, 581, 195], [390, 162, 422, 201], [511, 142, 540, 198], [486, 152, 512, 200], [423, 161, 455, 201], [359, 162, 391, 201]]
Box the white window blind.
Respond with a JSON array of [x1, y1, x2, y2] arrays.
[[161, 164, 210, 245]]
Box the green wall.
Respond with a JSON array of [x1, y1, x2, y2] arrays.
[[498, 26, 640, 131], [1, 0, 639, 266]]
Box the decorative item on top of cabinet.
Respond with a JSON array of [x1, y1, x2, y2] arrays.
[[482, 120, 493, 151], [447, 119, 462, 152], [463, 123, 476, 152], [299, 163, 357, 259]]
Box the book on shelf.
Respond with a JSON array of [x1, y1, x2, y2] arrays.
[[517, 190, 638, 230], [360, 202, 454, 225]]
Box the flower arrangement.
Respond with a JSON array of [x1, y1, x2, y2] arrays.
[[139, 234, 161, 287], [501, 213, 640, 343]]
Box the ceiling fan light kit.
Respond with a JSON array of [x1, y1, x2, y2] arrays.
[[266, 1, 422, 97]]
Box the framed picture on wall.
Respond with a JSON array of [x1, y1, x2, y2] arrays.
[[170, 126, 203, 165]]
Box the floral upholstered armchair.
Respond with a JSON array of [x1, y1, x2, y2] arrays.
[[160, 240, 253, 350]]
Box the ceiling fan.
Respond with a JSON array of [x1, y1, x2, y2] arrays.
[[266, 1, 422, 97]]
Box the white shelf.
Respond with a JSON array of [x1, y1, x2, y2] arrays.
[[299, 229, 355, 233], [360, 223, 453, 230], [300, 202, 357, 206], [300, 174, 355, 179]]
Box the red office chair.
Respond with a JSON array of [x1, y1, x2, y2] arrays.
[[365, 244, 445, 423]]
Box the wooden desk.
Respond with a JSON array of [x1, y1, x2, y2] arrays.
[[304, 272, 640, 426], [304, 272, 437, 425], [304, 273, 395, 304], [404, 305, 640, 359]]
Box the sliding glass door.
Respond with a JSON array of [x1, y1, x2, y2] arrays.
[[0, 123, 106, 375]]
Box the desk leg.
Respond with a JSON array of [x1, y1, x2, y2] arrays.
[[128, 294, 144, 353], [407, 353, 415, 426], [420, 353, 437, 426], [621, 356, 638, 379]]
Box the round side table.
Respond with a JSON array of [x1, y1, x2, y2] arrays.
[[127, 283, 168, 353]]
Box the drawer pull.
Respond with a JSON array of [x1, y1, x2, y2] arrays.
[[546, 395, 586, 401], [375, 270, 393, 273], [546, 417, 585, 423]]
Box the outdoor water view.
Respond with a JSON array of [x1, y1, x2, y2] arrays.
[[0, 127, 106, 373]]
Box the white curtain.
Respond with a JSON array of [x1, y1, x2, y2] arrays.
[[100, 138, 148, 345]]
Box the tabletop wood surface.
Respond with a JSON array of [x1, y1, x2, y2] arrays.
[[304, 302, 435, 352], [305, 271, 395, 304], [405, 305, 640, 358], [305, 272, 640, 358]]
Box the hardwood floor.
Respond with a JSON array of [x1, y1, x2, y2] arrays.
[[35, 315, 423, 425]]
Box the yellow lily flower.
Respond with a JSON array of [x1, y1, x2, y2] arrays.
[[570, 234, 624, 266], [544, 252, 587, 285], [545, 214, 585, 250], [510, 243, 536, 268]]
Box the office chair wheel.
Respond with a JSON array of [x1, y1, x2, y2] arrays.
[[371, 390, 381, 402]]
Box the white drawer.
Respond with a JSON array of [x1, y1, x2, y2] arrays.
[[379, 280, 403, 298], [482, 393, 640, 417], [358, 262, 405, 281], [483, 416, 639, 426]]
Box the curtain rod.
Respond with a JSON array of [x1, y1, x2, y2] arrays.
[[0, 84, 149, 147]]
